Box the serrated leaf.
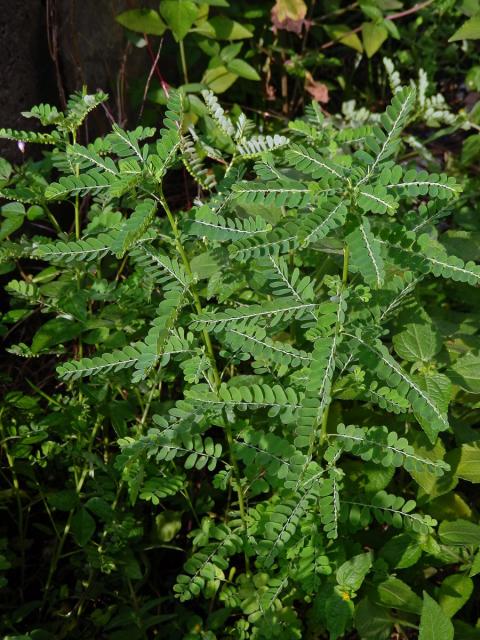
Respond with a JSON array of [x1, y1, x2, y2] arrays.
[[449, 353, 480, 393], [336, 552, 372, 591], [393, 322, 442, 362]]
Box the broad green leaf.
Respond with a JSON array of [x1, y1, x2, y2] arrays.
[[449, 14, 480, 42], [154, 511, 182, 542], [362, 22, 388, 57], [438, 519, 480, 546], [470, 549, 480, 576], [466, 65, 480, 91], [226, 59, 260, 81], [354, 598, 392, 639], [336, 552, 372, 592], [208, 16, 253, 39], [116, 9, 167, 35], [0, 213, 24, 241], [71, 508, 96, 547], [461, 134, 480, 166], [0, 157, 12, 183], [31, 318, 83, 353], [326, 24, 363, 52], [375, 577, 422, 614], [380, 533, 422, 569], [454, 621, 480, 639], [449, 353, 480, 393], [419, 592, 454, 640], [160, 0, 199, 41], [412, 372, 452, 444], [48, 489, 79, 511], [428, 493, 472, 521], [393, 322, 442, 362], [325, 588, 354, 640], [438, 574, 473, 617], [455, 442, 480, 482], [202, 65, 238, 93], [409, 432, 455, 499], [190, 250, 225, 279]]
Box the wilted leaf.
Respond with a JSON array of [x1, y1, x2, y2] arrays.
[[305, 73, 329, 103], [271, 0, 307, 34]]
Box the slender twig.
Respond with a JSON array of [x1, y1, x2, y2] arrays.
[[319, 0, 435, 50], [144, 35, 170, 97], [139, 39, 163, 122]]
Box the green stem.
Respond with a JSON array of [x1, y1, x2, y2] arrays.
[[179, 40, 189, 85], [44, 203, 62, 234], [42, 419, 102, 606], [160, 193, 220, 387], [317, 243, 349, 449], [0, 411, 25, 595], [342, 243, 349, 287], [160, 192, 249, 573]]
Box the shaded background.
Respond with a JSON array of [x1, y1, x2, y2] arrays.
[[0, 0, 159, 162]]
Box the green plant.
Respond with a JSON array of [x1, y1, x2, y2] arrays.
[[1, 81, 480, 639]]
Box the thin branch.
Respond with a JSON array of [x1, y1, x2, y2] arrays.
[[319, 0, 435, 50]]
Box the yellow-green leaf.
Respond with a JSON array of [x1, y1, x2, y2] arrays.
[[202, 65, 238, 93], [362, 22, 388, 58], [327, 24, 363, 53], [116, 9, 167, 36], [456, 442, 480, 482], [226, 59, 260, 81], [438, 574, 473, 618], [159, 0, 199, 42], [449, 14, 480, 42], [449, 353, 480, 393], [208, 16, 253, 40], [438, 519, 480, 546], [419, 592, 454, 640]]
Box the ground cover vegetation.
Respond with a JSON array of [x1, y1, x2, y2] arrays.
[[1, 1, 480, 638]]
